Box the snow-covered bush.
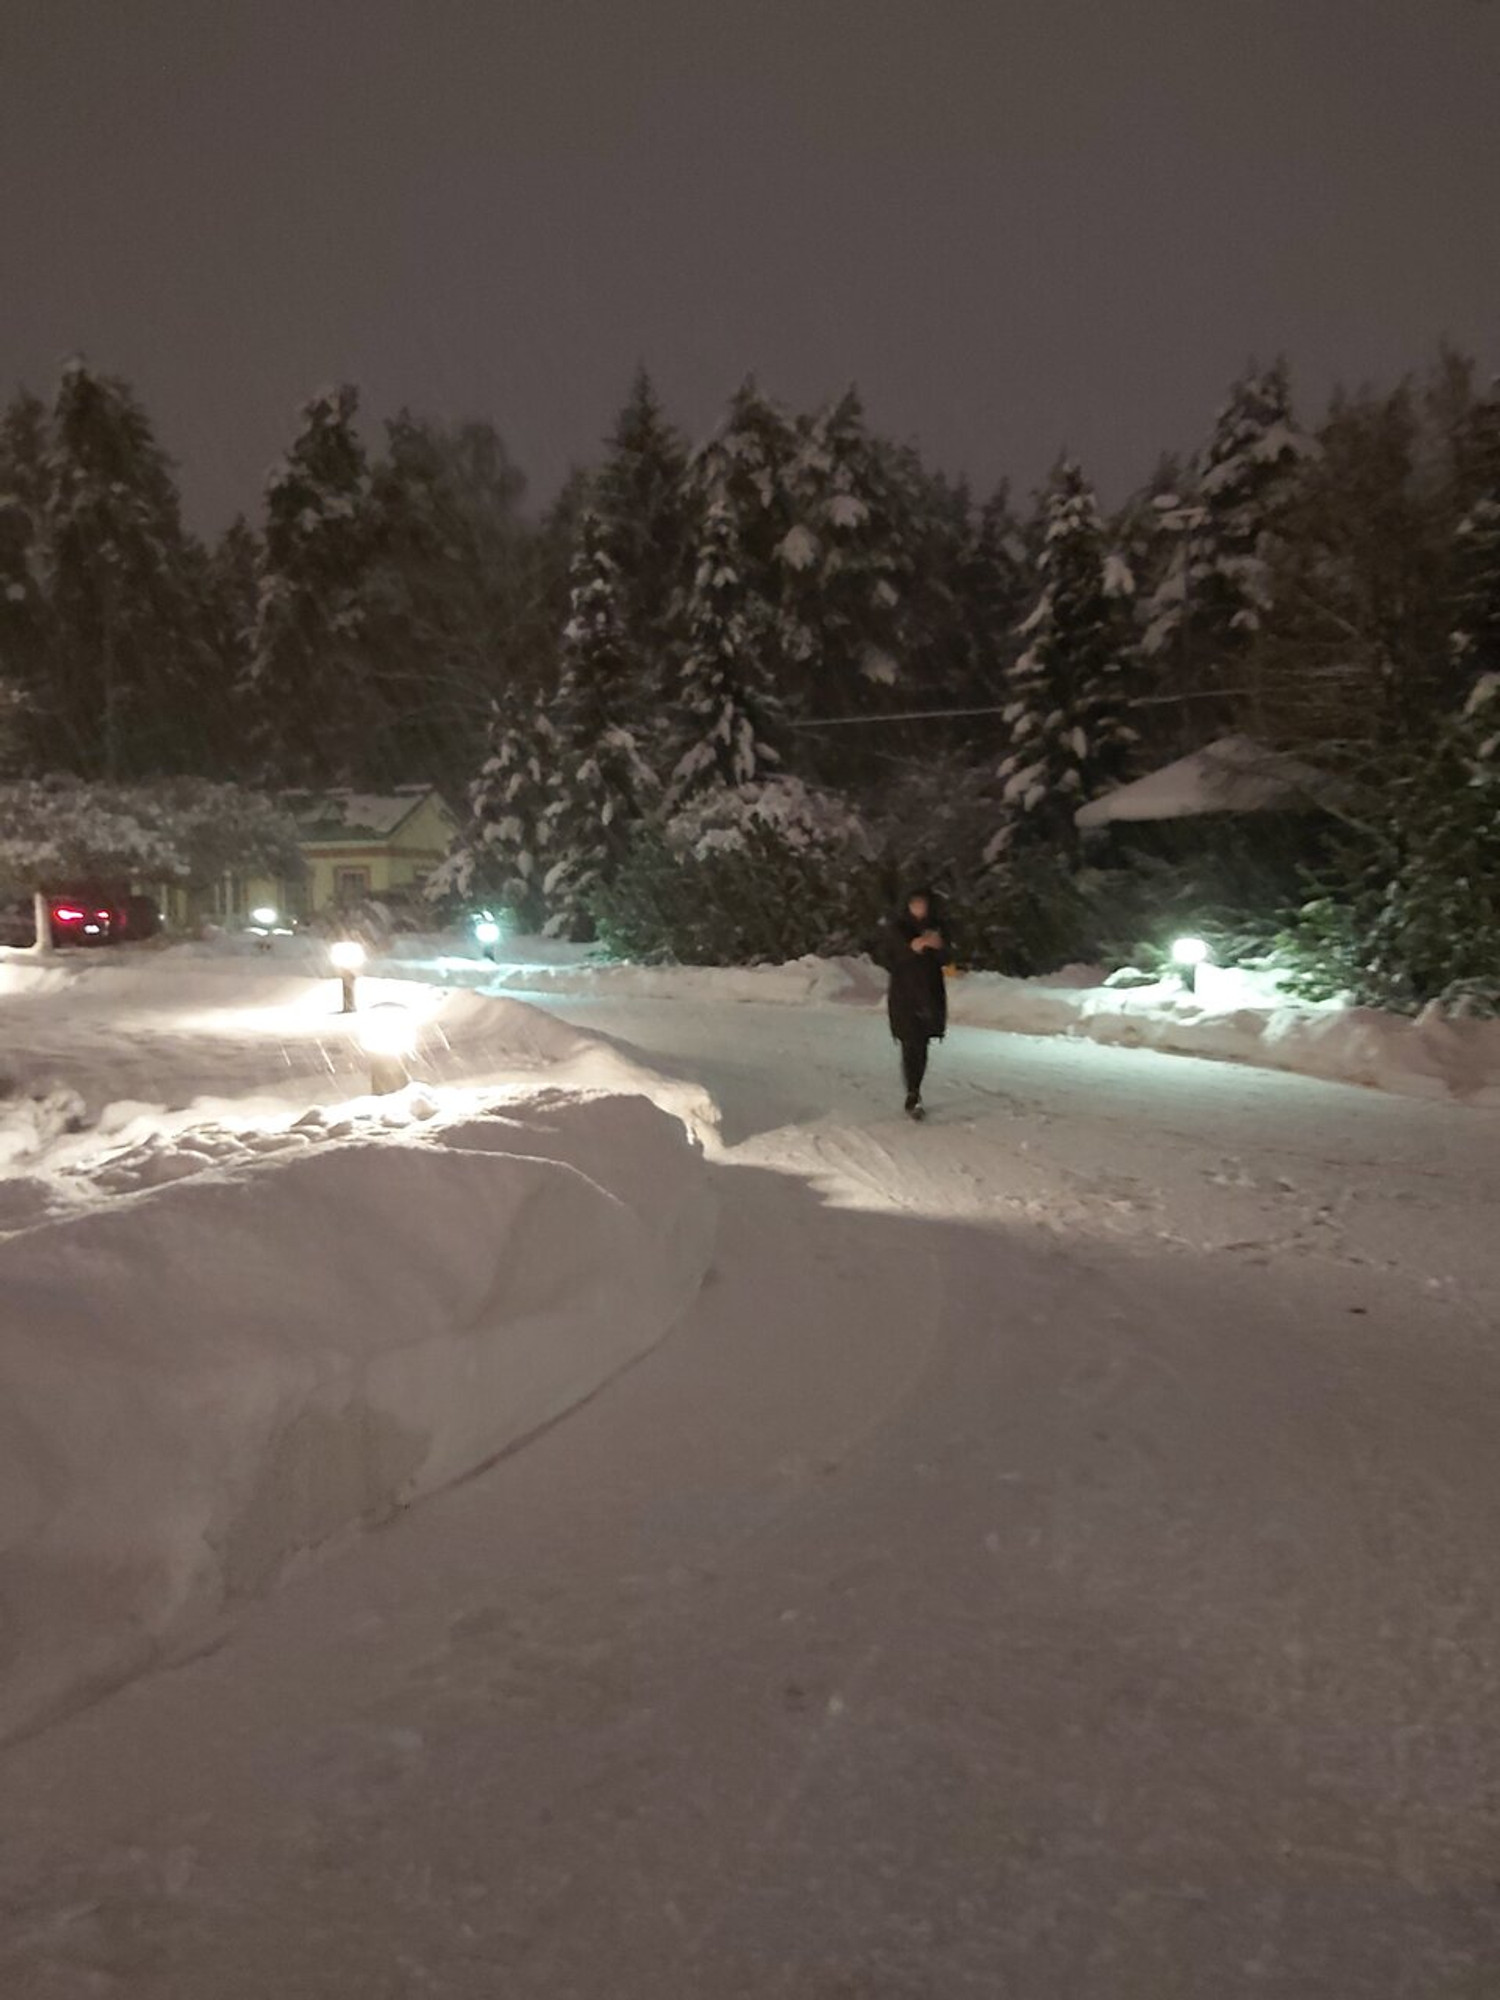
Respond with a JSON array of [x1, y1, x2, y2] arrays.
[[592, 779, 881, 965], [665, 775, 871, 863]]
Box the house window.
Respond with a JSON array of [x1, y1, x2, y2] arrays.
[[334, 867, 371, 902]]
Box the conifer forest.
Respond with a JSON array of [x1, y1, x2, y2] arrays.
[[2, 354, 1496, 1008]]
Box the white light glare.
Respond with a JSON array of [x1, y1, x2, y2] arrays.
[[330, 939, 367, 972], [358, 1007, 417, 1059], [250, 906, 278, 927], [473, 917, 502, 947], [1172, 935, 1210, 967]]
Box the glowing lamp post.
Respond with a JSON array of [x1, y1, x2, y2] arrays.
[[1171, 934, 1210, 994], [330, 938, 366, 1014], [358, 1003, 416, 1096], [250, 905, 278, 954], [472, 914, 502, 962]]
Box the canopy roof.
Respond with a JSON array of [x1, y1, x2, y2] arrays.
[[1075, 735, 1339, 829]]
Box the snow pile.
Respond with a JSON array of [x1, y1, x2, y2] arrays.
[[0, 1088, 716, 1744], [946, 969, 1500, 1108], [474, 951, 874, 1010], [0, 1083, 87, 1169]]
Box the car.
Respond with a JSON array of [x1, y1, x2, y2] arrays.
[[0, 887, 162, 949]]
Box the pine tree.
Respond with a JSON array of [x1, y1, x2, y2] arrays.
[[782, 388, 916, 713], [965, 481, 1032, 698], [184, 517, 260, 779], [593, 369, 690, 683], [247, 385, 373, 785], [670, 499, 782, 802], [1254, 380, 1451, 752], [0, 392, 51, 772], [44, 360, 207, 779], [690, 378, 803, 689], [542, 512, 655, 934], [1140, 364, 1308, 706], [993, 461, 1137, 855], [364, 413, 531, 787], [1450, 382, 1500, 746]]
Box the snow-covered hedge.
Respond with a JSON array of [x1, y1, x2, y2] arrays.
[[593, 778, 884, 965], [0, 1091, 715, 1744]]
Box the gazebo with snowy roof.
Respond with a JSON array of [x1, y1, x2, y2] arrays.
[[1075, 735, 1341, 831]]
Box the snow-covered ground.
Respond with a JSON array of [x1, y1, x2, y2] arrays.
[[1, 945, 1498, 1994]]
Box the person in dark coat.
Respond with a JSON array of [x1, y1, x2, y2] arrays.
[[875, 888, 951, 1119]]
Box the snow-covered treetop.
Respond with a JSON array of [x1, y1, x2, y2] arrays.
[[0, 778, 302, 892]]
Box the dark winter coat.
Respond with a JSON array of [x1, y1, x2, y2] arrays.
[[876, 904, 951, 1043]]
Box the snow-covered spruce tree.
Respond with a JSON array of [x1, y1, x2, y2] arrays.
[[780, 388, 912, 711], [44, 360, 211, 779], [688, 378, 804, 692], [541, 511, 655, 936], [1253, 376, 1457, 753], [1139, 363, 1308, 700], [205, 517, 258, 681], [1450, 382, 1500, 738], [593, 369, 690, 688], [992, 461, 1137, 855], [247, 385, 374, 785], [0, 394, 51, 774], [963, 480, 1033, 698], [364, 413, 532, 788], [669, 498, 783, 804], [429, 688, 560, 930], [1282, 423, 1500, 1018]]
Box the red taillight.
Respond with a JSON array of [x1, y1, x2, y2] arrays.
[[95, 909, 111, 922], [53, 905, 85, 923]]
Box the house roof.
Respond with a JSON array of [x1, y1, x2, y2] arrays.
[[283, 785, 446, 846], [1075, 735, 1341, 830]]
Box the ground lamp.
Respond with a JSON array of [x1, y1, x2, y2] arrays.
[[250, 905, 278, 954], [473, 914, 502, 962], [330, 938, 366, 1013], [358, 1004, 416, 1095], [1171, 934, 1210, 994]]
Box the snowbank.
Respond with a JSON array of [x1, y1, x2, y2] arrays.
[[945, 970, 1500, 1108], [0, 1090, 715, 1745]]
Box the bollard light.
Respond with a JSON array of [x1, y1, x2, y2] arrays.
[[1171, 934, 1210, 994], [330, 937, 366, 1014], [358, 1003, 416, 1095], [472, 914, 503, 962], [251, 905, 278, 928]]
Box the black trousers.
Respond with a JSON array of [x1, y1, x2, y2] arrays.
[[899, 1033, 931, 1100]]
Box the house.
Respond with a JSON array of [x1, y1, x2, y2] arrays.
[[183, 785, 459, 929]]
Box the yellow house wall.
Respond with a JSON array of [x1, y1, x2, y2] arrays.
[[161, 795, 458, 930], [400, 793, 459, 856]]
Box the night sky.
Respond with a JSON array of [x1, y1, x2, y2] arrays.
[[3, 0, 1497, 527]]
